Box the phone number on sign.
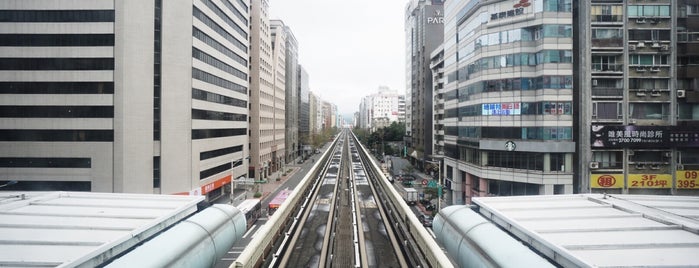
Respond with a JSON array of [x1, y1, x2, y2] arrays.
[[677, 170, 699, 189]]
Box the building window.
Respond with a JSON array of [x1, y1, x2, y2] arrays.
[[592, 102, 622, 120], [629, 103, 668, 120], [592, 151, 623, 169], [627, 5, 671, 17]]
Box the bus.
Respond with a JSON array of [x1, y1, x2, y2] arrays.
[[236, 199, 262, 228], [268, 189, 292, 215]]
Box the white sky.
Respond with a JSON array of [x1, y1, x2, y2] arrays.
[[269, 0, 408, 117]]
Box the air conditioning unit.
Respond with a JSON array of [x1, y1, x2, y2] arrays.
[[635, 163, 646, 169], [629, 119, 637, 124], [629, 44, 636, 51], [649, 164, 661, 170], [660, 44, 669, 51], [677, 164, 685, 170], [637, 42, 645, 48], [650, 66, 661, 72], [636, 18, 646, 23], [664, 151, 672, 158], [589, 161, 600, 169], [651, 90, 661, 97], [678, 89, 686, 98], [636, 67, 646, 72], [652, 42, 661, 48], [592, 79, 598, 86], [636, 90, 647, 97]]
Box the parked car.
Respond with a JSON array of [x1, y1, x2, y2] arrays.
[[418, 214, 433, 227]]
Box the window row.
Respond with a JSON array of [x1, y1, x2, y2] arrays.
[[0, 82, 113, 94], [218, 0, 248, 25], [629, 54, 669, 66], [457, 25, 572, 62], [192, 68, 247, 95], [629, 29, 671, 41], [445, 101, 573, 117], [444, 126, 573, 141], [445, 75, 572, 101], [200, 0, 247, 39], [0, 34, 114, 47], [627, 5, 671, 17], [0, 58, 113, 70], [200, 162, 231, 180], [448, 50, 573, 83], [193, 27, 247, 66], [200, 145, 243, 161], [192, 47, 247, 81], [0, 10, 114, 22], [537, 0, 573, 12], [0, 106, 113, 118], [592, 102, 670, 120], [0, 130, 113, 142], [193, 6, 247, 53], [0, 157, 91, 168], [192, 88, 247, 108], [192, 128, 246, 140], [192, 108, 246, 121]]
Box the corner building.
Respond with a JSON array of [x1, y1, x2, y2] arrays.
[[577, 0, 699, 195], [0, 0, 250, 202], [442, 0, 574, 205]]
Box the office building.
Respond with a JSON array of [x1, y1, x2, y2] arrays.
[[0, 0, 251, 202], [441, 0, 575, 205], [405, 0, 444, 169], [577, 0, 699, 194], [298, 65, 310, 152], [359, 86, 404, 131], [278, 22, 298, 163]]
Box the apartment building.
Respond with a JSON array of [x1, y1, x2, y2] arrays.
[[577, 0, 699, 194], [0, 0, 250, 202]]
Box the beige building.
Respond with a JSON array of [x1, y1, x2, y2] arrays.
[[249, 0, 285, 181], [0, 1, 250, 202]]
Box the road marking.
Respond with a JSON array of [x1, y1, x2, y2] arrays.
[[242, 224, 258, 238]]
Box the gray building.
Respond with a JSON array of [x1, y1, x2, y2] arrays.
[[0, 0, 251, 202], [405, 0, 444, 169], [576, 0, 699, 195], [281, 24, 299, 163], [441, 0, 575, 205]]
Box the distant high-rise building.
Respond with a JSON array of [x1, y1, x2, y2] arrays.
[[576, 0, 699, 195], [430, 44, 445, 158], [298, 65, 310, 155], [278, 22, 298, 163], [359, 86, 404, 131], [441, 0, 574, 205], [250, 0, 284, 181], [405, 0, 444, 168], [0, 1, 250, 202]]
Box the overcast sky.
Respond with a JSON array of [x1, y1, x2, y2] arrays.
[[269, 0, 407, 117]]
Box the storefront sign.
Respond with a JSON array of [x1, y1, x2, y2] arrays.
[[591, 125, 699, 148], [590, 174, 624, 188], [628, 174, 671, 188], [677, 170, 699, 189]]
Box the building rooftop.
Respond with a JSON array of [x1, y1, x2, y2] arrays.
[[0, 191, 203, 267], [473, 194, 699, 267]]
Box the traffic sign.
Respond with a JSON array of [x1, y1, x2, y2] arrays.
[[422, 179, 428, 186]]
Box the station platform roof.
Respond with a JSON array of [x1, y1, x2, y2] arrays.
[[473, 194, 699, 267], [0, 191, 203, 267]]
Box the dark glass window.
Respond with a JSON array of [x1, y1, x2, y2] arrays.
[[192, 48, 247, 80], [0, 82, 113, 94], [192, 108, 246, 121], [0, 130, 113, 142], [193, 7, 246, 52], [0, 34, 114, 46], [0, 10, 114, 22], [0, 106, 113, 118], [0, 157, 91, 168], [153, 156, 161, 188], [0, 58, 114, 70], [192, 88, 247, 108], [200, 145, 243, 160], [192, 128, 246, 139], [192, 68, 247, 94], [193, 27, 247, 66], [200, 0, 247, 38], [487, 151, 544, 171], [200, 162, 231, 180], [0, 180, 90, 191], [219, 0, 248, 25]]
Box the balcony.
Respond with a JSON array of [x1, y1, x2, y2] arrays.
[[591, 87, 623, 98], [592, 15, 623, 24], [592, 38, 624, 48], [592, 63, 624, 73]]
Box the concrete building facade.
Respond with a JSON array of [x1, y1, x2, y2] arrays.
[[441, 0, 575, 205], [298, 65, 310, 149], [359, 86, 404, 131], [278, 22, 298, 164], [576, 0, 699, 195], [0, 0, 251, 202], [405, 0, 444, 169]]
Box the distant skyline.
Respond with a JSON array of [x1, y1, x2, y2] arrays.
[[270, 0, 407, 116]]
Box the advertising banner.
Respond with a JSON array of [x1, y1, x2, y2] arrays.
[[591, 125, 699, 148], [628, 174, 672, 188], [590, 174, 624, 188], [677, 170, 699, 189]]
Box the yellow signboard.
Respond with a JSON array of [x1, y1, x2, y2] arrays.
[[590, 174, 624, 188], [676, 170, 699, 189], [628, 174, 672, 188]]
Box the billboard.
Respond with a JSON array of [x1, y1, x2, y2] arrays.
[[482, 102, 521, 115], [591, 125, 699, 148]]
